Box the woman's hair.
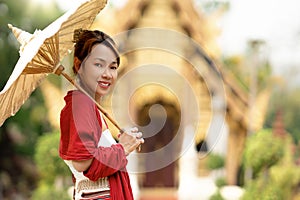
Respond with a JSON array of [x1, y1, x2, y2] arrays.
[[72, 29, 120, 73]]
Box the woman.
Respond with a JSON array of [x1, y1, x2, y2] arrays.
[[59, 29, 144, 200]]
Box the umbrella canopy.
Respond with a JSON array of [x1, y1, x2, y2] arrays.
[[0, 0, 108, 126]]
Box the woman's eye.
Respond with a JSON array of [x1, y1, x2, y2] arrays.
[[111, 65, 118, 70], [95, 63, 103, 67]]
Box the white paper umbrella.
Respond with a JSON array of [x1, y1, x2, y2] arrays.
[[0, 0, 123, 130]]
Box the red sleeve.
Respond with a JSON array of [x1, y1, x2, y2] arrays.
[[60, 91, 100, 160], [59, 91, 128, 175], [83, 144, 128, 181]]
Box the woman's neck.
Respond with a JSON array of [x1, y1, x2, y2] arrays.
[[75, 77, 102, 104]]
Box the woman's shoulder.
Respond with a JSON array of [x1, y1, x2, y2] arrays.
[[65, 90, 94, 105], [62, 90, 96, 114], [61, 90, 100, 127]]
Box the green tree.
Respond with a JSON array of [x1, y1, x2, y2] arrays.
[[206, 153, 225, 170], [264, 87, 300, 143], [242, 178, 284, 200], [243, 129, 283, 176], [242, 130, 300, 199], [0, 0, 61, 90], [0, 0, 63, 198], [32, 132, 71, 200], [269, 135, 300, 199]]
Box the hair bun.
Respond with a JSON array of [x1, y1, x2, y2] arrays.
[[73, 29, 85, 43]]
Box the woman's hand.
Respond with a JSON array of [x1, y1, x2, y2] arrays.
[[118, 127, 144, 156]]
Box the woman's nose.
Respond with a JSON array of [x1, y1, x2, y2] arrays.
[[102, 67, 112, 78]]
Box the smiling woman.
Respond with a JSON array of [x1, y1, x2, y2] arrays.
[[59, 29, 144, 200]]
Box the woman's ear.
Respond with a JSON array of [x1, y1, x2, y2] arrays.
[[74, 57, 81, 73]]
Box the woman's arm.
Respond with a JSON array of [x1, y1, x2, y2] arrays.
[[84, 144, 128, 181], [72, 159, 93, 172], [83, 131, 144, 181]]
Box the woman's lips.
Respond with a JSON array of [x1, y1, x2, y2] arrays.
[[98, 81, 110, 89]]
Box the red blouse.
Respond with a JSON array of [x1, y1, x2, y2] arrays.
[[59, 90, 133, 199]]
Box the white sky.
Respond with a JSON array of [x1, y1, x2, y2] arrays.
[[218, 0, 300, 51], [214, 0, 300, 86], [216, 0, 300, 78]]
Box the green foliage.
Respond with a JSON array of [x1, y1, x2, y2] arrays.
[[0, 0, 62, 90], [0, 0, 23, 89], [33, 131, 72, 198], [242, 129, 300, 199], [243, 129, 284, 175], [264, 87, 300, 143], [0, 1, 64, 197], [34, 132, 70, 185], [215, 177, 227, 188], [31, 183, 70, 200], [242, 178, 284, 200], [8, 89, 52, 156], [209, 189, 225, 200], [206, 153, 225, 170], [0, 0, 64, 154], [269, 164, 300, 199], [268, 137, 300, 199], [281, 89, 300, 143]]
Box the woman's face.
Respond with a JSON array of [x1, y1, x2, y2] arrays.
[[77, 43, 118, 100]]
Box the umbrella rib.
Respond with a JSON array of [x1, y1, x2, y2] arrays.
[[60, 3, 103, 32], [44, 34, 60, 66], [23, 66, 51, 74], [67, 2, 102, 21], [24, 45, 54, 74], [26, 37, 59, 74], [7, 86, 15, 115], [60, 17, 95, 33], [7, 78, 18, 114], [56, 1, 107, 53], [57, 11, 101, 56], [54, 33, 60, 63], [62, 14, 94, 27], [38, 45, 55, 65], [14, 76, 25, 112], [58, 19, 94, 42]]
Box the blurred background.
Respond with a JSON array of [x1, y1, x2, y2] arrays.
[[1, 0, 300, 199]]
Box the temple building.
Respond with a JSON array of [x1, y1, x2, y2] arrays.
[[83, 0, 270, 198]]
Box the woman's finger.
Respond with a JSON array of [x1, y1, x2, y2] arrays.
[[136, 132, 143, 139], [130, 127, 138, 133]]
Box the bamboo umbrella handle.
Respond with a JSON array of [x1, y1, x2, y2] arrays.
[[54, 64, 123, 131], [54, 65, 141, 151]]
